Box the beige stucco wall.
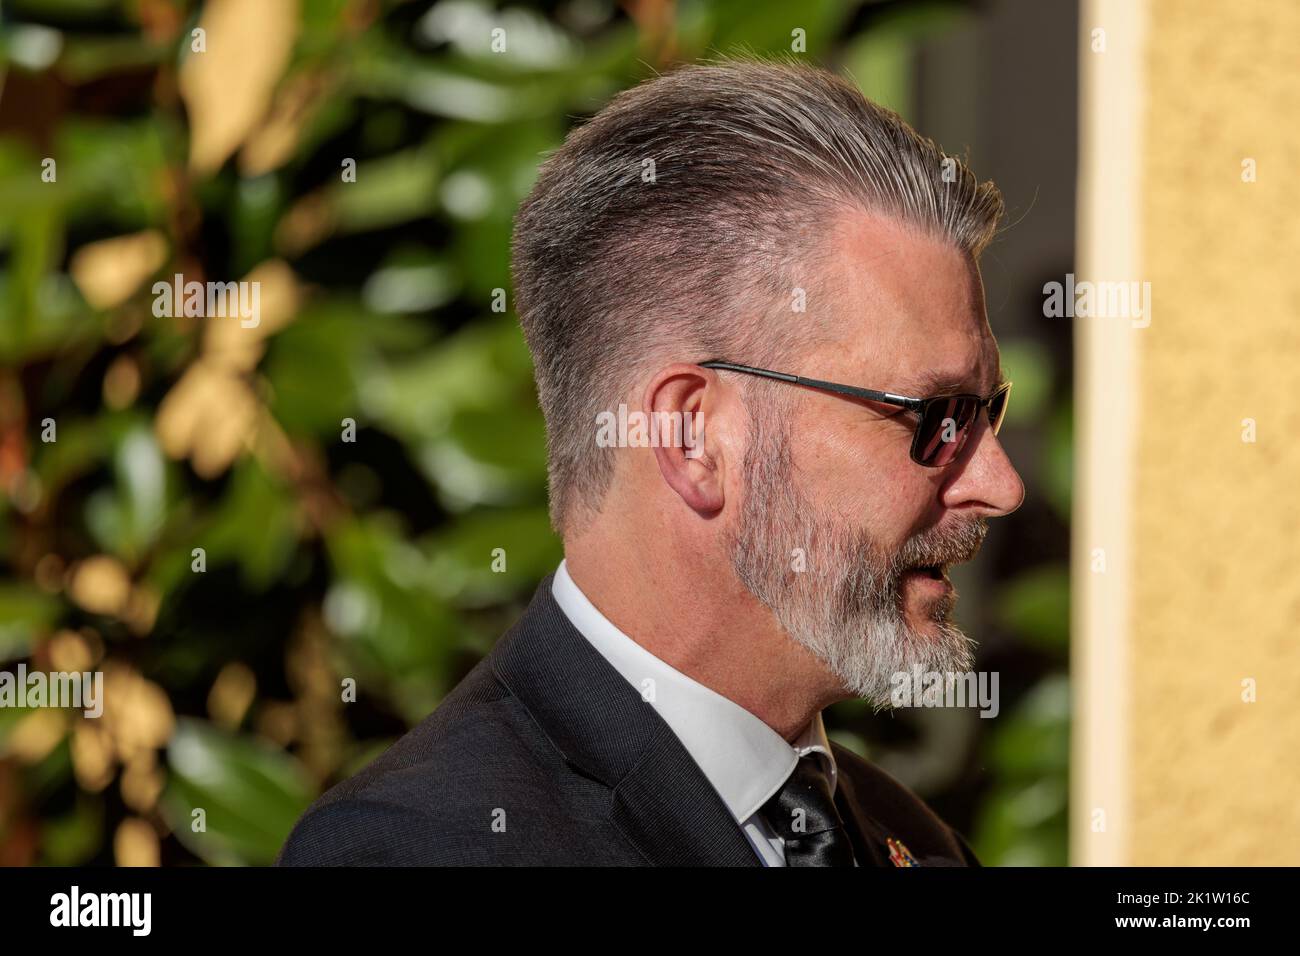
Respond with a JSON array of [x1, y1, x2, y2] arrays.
[[1075, 0, 1300, 865]]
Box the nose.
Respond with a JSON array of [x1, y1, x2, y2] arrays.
[[940, 419, 1025, 517]]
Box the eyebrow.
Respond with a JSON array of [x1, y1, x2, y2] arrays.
[[907, 366, 1005, 397]]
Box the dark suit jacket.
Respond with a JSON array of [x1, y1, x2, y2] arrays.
[[277, 574, 980, 866]]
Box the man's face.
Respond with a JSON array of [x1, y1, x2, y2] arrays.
[[727, 213, 1024, 707]]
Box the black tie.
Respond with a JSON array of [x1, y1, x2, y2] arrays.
[[761, 754, 856, 866]]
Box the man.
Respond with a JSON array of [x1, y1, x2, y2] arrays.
[[278, 58, 1024, 867]]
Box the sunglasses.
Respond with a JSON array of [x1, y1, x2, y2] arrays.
[[699, 360, 1012, 467]]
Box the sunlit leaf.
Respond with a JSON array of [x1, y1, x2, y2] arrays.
[[162, 717, 314, 866], [180, 0, 301, 175]]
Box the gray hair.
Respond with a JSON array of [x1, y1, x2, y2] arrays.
[[510, 57, 1004, 534]]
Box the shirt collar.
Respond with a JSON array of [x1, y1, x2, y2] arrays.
[[551, 559, 838, 823]]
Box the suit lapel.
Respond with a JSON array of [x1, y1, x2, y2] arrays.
[[610, 720, 760, 866], [832, 746, 973, 867], [491, 575, 760, 867], [833, 764, 892, 867]]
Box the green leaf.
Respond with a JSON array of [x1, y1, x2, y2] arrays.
[[194, 458, 301, 591], [41, 793, 104, 866], [162, 718, 315, 866], [330, 143, 441, 233], [1042, 401, 1073, 521], [85, 422, 168, 562], [0, 587, 61, 663], [841, 2, 972, 120], [971, 777, 1068, 866], [973, 676, 1070, 865], [996, 564, 1070, 650], [988, 676, 1070, 777], [709, 0, 853, 59], [425, 505, 560, 606], [323, 515, 460, 717], [997, 338, 1052, 425]]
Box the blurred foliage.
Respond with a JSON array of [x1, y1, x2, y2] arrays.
[[0, 0, 1071, 866]]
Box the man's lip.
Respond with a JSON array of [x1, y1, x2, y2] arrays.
[[902, 565, 952, 588], [904, 564, 949, 580]]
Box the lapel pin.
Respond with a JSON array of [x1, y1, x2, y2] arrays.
[[887, 837, 919, 867]]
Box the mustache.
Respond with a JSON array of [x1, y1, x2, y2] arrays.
[[892, 518, 989, 572]]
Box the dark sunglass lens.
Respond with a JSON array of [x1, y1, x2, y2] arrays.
[[915, 397, 976, 466]]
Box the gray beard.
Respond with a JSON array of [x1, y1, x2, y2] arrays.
[[727, 400, 984, 710]]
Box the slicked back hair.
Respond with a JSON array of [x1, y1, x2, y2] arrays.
[[511, 58, 1004, 535]]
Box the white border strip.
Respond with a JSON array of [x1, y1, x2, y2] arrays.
[[1072, 0, 1146, 867]]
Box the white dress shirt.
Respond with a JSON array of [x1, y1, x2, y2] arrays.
[[552, 559, 850, 866]]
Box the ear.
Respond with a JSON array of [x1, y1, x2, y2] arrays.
[[643, 363, 730, 516]]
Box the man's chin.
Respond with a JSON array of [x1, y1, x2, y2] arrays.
[[797, 602, 975, 706], [895, 589, 975, 670], [903, 599, 957, 636]]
